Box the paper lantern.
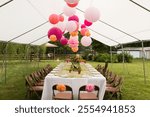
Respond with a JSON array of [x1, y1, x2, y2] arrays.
[[70, 31, 78, 37], [49, 35, 57, 42], [65, 0, 79, 4], [66, 21, 78, 32], [80, 28, 89, 36], [68, 36, 79, 48], [63, 6, 76, 17], [71, 47, 78, 52], [84, 19, 92, 26], [49, 14, 59, 24], [81, 36, 92, 47], [59, 15, 64, 22], [85, 84, 95, 92], [60, 37, 68, 45], [56, 22, 66, 32], [56, 84, 66, 92], [67, 2, 78, 7], [68, 15, 79, 22], [84, 7, 100, 22], [48, 27, 63, 40], [74, 21, 79, 32], [85, 31, 91, 36], [81, 24, 86, 29]]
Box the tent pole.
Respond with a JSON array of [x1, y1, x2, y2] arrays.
[[37, 46, 40, 69], [4, 42, 8, 84], [141, 41, 146, 84], [121, 44, 125, 74], [110, 46, 113, 68]]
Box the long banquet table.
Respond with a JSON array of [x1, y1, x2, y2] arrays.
[[41, 62, 106, 100]]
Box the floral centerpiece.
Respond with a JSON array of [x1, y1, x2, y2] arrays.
[[69, 54, 81, 74]]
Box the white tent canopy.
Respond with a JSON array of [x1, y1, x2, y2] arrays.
[[0, 0, 150, 46]]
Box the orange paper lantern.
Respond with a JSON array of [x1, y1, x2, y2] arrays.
[[49, 14, 59, 24], [59, 15, 64, 22], [85, 31, 91, 36], [49, 35, 57, 42], [71, 47, 78, 52], [70, 31, 78, 37]]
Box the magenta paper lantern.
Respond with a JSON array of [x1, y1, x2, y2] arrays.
[[63, 6, 76, 17], [65, 0, 79, 4], [56, 22, 66, 32], [68, 15, 79, 22], [60, 37, 68, 45], [68, 36, 79, 48], [81, 36, 92, 47], [49, 14, 59, 24], [67, 2, 78, 8], [66, 21, 78, 32], [84, 19, 92, 26], [84, 7, 100, 22], [80, 28, 89, 36], [47, 27, 63, 40], [81, 24, 86, 29]]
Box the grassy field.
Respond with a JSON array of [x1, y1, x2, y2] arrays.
[[0, 59, 150, 100]]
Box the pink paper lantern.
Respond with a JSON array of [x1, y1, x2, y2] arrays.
[[60, 37, 68, 45], [80, 28, 89, 36], [68, 36, 79, 48], [74, 21, 79, 32], [81, 24, 86, 29], [81, 36, 92, 47], [65, 0, 79, 4], [68, 15, 79, 22], [84, 7, 100, 22], [84, 19, 92, 26], [85, 84, 95, 92], [49, 14, 59, 24], [63, 6, 76, 17], [47, 27, 63, 40], [66, 21, 78, 33], [67, 2, 78, 8]]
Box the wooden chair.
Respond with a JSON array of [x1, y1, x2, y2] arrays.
[[52, 84, 73, 100], [105, 77, 123, 100], [25, 76, 43, 99], [78, 85, 99, 100]]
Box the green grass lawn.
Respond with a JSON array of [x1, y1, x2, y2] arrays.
[[0, 59, 150, 100]]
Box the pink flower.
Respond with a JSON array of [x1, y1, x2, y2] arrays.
[[85, 84, 95, 92]]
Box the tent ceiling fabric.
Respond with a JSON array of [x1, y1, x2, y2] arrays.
[[0, 0, 150, 46]]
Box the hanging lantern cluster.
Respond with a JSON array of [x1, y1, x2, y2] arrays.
[[47, 0, 100, 52]]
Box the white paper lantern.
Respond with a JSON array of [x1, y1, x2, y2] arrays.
[[63, 6, 76, 17], [56, 22, 66, 32], [81, 36, 92, 47], [65, 0, 79, 4], [84, 7, 100, 22], [66, 21, 77, 32]]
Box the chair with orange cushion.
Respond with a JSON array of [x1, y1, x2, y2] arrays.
[[52, 84, 73, 100]]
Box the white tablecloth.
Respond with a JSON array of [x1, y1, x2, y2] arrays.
[[41, 63, 106, 100]]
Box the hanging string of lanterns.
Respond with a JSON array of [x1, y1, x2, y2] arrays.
[[47, 0, 100, 52]]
